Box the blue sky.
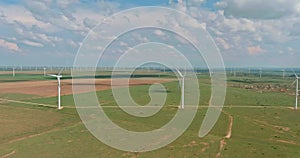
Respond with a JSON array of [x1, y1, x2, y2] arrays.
[[0, 0, 299, 68]]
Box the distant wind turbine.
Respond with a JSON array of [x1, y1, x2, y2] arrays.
[[43, 67, 46, 77], [48, 68, 64, 110], [291, 70, 299, 110], [259, 68, 262, 78], [12, 67, 15, 77], [282, 69, 285, 80], [176, 68, 186, 109]]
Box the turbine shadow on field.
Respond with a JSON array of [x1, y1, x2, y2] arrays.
[[150, 89, 171, 93], [67, 83, 161, 86], [69, 74, 172, 80]]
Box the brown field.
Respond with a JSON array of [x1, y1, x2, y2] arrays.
[[0, 78, 173, 97]]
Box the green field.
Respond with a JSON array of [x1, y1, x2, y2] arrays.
[[0, 70, 300, 157]]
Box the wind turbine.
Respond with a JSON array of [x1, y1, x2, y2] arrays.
[[248, 68, 251, 76], [292, 72, 299, 110], [282, 69, 285, 80], [12, 67, 15, 77], [48, 68, 64, 110], [176, 68, 185, 109], [259, 68, 262, 78], [234, 68, 236, 77], [43, 67, 46, 77]]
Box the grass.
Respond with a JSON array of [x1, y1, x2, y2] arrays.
[[222, 108, 300, 157], [0, 72, 300, 157], [0, 104, 79, 144], [0, 73, 51, 82]]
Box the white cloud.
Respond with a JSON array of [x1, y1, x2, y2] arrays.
[[187, 0, 206, 7], [216, 37, 231, 50], [0, 5, 51, 29], [56, 0, 80, 8], [0, 39, 20, 52], [185, 5, 300, 64], [83, 18, 98, 29], [119, 41, 128, 47], [217, 0, 300, 19], [247, 45, 264, 56], [154, 30, 165, 36], [22, 40, 44, 47], [296, 3, 300, 13], [222, 17, 256, 32], [0, 0, 298, 67]]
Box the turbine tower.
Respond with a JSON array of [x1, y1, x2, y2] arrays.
[[176, 68, 185, 109], [43, 67, 46, 77], [259, 68, 262, 78], [48, 68, 64, 110], [293, 72, 299, 110], [12, 67, 15, 77]]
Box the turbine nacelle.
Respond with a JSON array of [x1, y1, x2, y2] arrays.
[[48, 74, 62, 78]]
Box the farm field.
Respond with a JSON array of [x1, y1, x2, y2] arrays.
[[0, 70, 300, 158]]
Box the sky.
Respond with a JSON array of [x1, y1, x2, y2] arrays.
[[0, 0, 299, 68]]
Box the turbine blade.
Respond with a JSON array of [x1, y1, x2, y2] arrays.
[[47, 74, 58, 77], [176, 68, 184, 78], [58, 67, 65, 75], [178, 78, 182, 88], [288, 80, 297, 88], [292, 69, 299, 78]]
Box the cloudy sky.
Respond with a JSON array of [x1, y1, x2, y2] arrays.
[[0, 0, 299, 68]]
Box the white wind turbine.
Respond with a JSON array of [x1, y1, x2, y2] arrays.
[[292, 71, 299, 110], [43, 67, 46, 77], [259, 68, 262, 78], [282, 69, 285, 80], [176, 68, 186, 109], [12, 67, 15, 77], [48, 68, 64, 110]]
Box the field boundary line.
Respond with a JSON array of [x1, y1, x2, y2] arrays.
[[0, 150, 16, 158], [1, 98, 293, 110], [170, 105, 293, 109], [0, 98, 57, 108], [0, 98, 115, 109], [2, 122, 82, 145]]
